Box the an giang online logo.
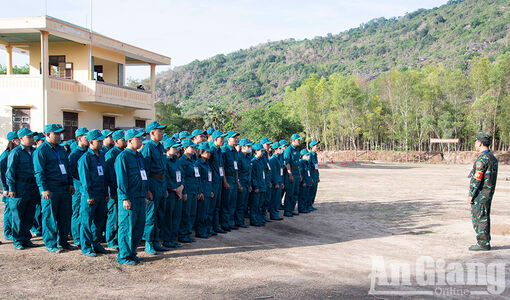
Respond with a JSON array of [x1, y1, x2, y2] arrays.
[[369, 256, 506, 296]]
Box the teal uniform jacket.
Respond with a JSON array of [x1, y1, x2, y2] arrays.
[[309, 151, 319, 181], [78, 148, 108, 200], [262, 152, 272, 187], [114, 148, 148, 201], [209, 144, 224, 182], [34, 141, 72, 192], [238, 152, 252, 187], [283, 144, 300, 175], [178, 154, 202, 195], [104, 146, 123, 197], [299, 159, 313, 186], [165, 155, 184, 190], [0, 149, 10, 191], [6, 145, 36, 193], [69, 146, 87, 181], [100, 145, 110, 158], [221, 144, 239, 178], [140, 140, 167, 178], [196, 159, 212, 196], [251, 156, 266, 193], [269, 154, 283, 186]]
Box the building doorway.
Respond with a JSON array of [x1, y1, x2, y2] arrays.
[[63, 112, 78, 140]]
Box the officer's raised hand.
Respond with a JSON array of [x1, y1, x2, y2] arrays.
[[87, 198, 95, 205], [8, 191, 16, 197]]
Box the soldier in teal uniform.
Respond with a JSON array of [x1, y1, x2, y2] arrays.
[[269, 142, 283, 220], [260, 137, 273, 223], [178, 139, 201, 243], [298, 149, 313, 213], [208, 130, 227, 234], [140, 121, 168, 255], [249, 143, 266, 226], [308, 140, 320, 211], [31, 133, 45, 236], [196, 142, 212, 238], [235, 138, 252, 228], [221, 131, 240, 231], [283, 134, 303, 217], [34, 124, 75, 253], [104, 130, 126, 250], [468, 132, 498, 251], [6, 128, 38, 250], [78, 129, 110, 257], [1, 131, 19, 241], [206, 128, 215, 142], [115, 129, 150, 265], [163, 138, 184, 248], [278, 140, 289, 211], [100, 129, 114, 158], [68, 127, 88, 248]]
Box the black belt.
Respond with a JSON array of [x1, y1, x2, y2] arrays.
[[264, 169, 270, 173], [291, 166, 299, 170], [225, 172, 238, 177], [16, 177, 36, 184], [311, 170, 319, 173], [149, 172, 165, 179]]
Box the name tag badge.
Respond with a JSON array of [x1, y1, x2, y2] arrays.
[[140, 169, 148, 181], [176, 171, 182, 183], [280, 168, 283, 176], [194, 167, 200, 178], [219, 167, 224, 176], [208, 171, 212, 182], [59, 164, 67, 175], [233, 161, 238, 170], [262, 171, 265, 180], [97, 165, 104, 176], [267, 163, 271, 170], [307, 170, 311, 177], [315, 163, 319, 169]]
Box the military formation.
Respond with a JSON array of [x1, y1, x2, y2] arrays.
[[0, 121, 321, 265]]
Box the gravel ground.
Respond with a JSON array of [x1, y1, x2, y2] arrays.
[[1, 163, 510, 299]]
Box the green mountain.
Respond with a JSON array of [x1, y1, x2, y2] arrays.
[[154, 0, 510, 115]]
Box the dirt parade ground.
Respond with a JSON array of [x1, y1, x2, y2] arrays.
[[1, 162, 510, 299]]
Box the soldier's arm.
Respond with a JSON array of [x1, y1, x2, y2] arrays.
[[6, 150, 18, 194], [469, 157, 488, 198], [34, 147, 49, 193]]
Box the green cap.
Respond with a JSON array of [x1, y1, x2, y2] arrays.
[[475, 132, 492, 146]]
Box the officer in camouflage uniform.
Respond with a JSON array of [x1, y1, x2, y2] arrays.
[[468, 132, 498, 251]]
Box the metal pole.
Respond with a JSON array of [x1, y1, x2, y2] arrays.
[[89, 0, 93, 80]]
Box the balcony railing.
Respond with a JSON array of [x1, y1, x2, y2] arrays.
[[0, 75, 152, 110]]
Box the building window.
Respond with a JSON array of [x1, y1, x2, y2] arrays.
[[12, 108, 30, 131], [94, 65, 104, 82], [49, 55, 65, 78], [135, 119, 146, 129], [103, 116, 115, 130], [63, 112, 78, 140]]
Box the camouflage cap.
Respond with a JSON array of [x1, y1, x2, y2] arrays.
[[475, 132, 492, 145]]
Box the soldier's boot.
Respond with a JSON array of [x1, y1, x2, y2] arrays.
[[469, 244, 490, 251]]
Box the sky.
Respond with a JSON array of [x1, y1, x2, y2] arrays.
[[1, 0, 448, 80]]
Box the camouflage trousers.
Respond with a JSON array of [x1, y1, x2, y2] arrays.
[[471, 198, 492, 248]]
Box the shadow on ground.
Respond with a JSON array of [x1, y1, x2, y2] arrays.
[[142, 198, 443, 262]]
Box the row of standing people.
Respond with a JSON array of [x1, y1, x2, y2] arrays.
[[0, 122, 321, 265]]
